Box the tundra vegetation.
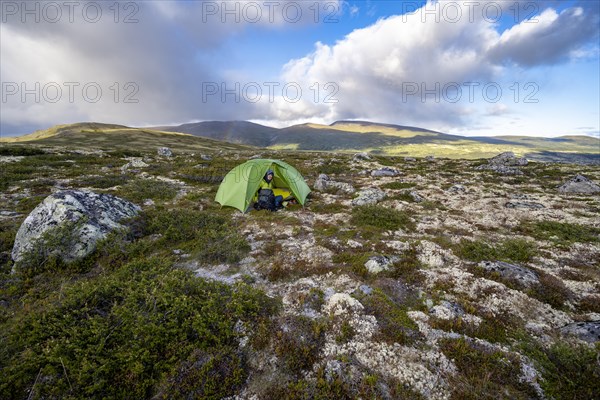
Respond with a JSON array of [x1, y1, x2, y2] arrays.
[[0, 140, 599, 400]]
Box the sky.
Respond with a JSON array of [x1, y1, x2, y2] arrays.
[[1, 0, 599, 138]]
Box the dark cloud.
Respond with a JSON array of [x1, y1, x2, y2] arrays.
[[487, 5, 600, 66]]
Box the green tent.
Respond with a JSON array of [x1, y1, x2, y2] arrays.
[[215, 159, 311, 212]]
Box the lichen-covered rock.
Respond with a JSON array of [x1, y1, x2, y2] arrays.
[[313, 174, 355, 194], [364, 255, 399, 274], [409, 191, 425, 203], [157, 147, 172, 157], [447, 184, 466, 193], [353, 152, 371, 161], [557, 174, 600, 194], [489, 152, 528, 166], [504, 201, 545, 210], [478, 261, 539, 288], [371, 167, 400, 177], [11, 190, 140, 270], [475, 152, 528, 175], [351, 188, 386, 206], [121, 158, 149, 172], [560, 321, 600, 343]]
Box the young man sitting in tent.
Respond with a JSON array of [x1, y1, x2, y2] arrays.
[[215, 159, 310, 213], [255, 169, 284, 211]]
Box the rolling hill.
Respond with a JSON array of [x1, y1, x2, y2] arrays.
[[2, 120, 599, 162], [0, 122, 254, 153], [159, 120, 600, 161]]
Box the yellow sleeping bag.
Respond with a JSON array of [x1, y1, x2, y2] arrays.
[[252, 188, 294, 203]]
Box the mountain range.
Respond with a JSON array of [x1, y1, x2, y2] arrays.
[[2, 120, 599, 162]]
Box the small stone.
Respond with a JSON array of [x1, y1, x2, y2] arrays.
[[364, 255, 399, 274], [371, 167, 400, 177], [404, 157, 417, 162], [353, 152, 372, 161], [409, 191, 425, 203], [447, 184, 466, 193], [157, 147, 172, 157], [359, 284, 373, 295], [504, 201, 545, 210]]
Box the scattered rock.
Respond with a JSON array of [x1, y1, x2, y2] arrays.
[[200, 154, 213, 161], [371, 167, 400, 177], [425, 155, 435, 162], [157, 147, 172, 157], [346, 239, 362, 248], [476, 152, 528, 175], [314, 174, 355, 194], [409, 191, 425, 203], [0, 210, 21, 219], [143, 199, 155, 207], [489, 152, 528, 166], [504, 201, 545, 210], [478, 261, 539, 288], [358, 284, 373, 295], [353, 152, 372, 161], [429, 301, 465, 320], [351, 188, 386, 206], [404, 157, 417, 162], [557, 174, 600, 194], [11, 190, 140, 270], [560, 321, 600, 343], [121, 158, 149, 172], [0, 156, 25, 163], [447, 184, 466, 193], [364, 255, 399, 274]]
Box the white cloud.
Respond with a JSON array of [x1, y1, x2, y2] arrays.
[[266, 1, 599, 134]]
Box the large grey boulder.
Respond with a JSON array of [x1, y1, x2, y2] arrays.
[[314, 174, 355, 194], [351, 188, 386, 206], [490, 152, 528, 166], [476, 152, 528, 175], [560, 321, 600, 343], [478, 261, 539, 288], [557, 174, 600, 194], [11, 190, 140, 269]]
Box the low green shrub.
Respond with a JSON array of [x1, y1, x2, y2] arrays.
[[351, 205, 415, 232], [440, 338, 538, 399], [519, 220, 600, 246], [354, 288, 419, 345], [381, 182, 416, 190], [0, 258, 279, 399], [0, 146, 46, 156], [455, 237, 538, 263], [118, 179, 178, 203], [521, 341, 600, 399], [143, 208, 250, 264]]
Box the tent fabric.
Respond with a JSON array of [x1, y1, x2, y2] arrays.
[[215, 159, 311, 212]]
